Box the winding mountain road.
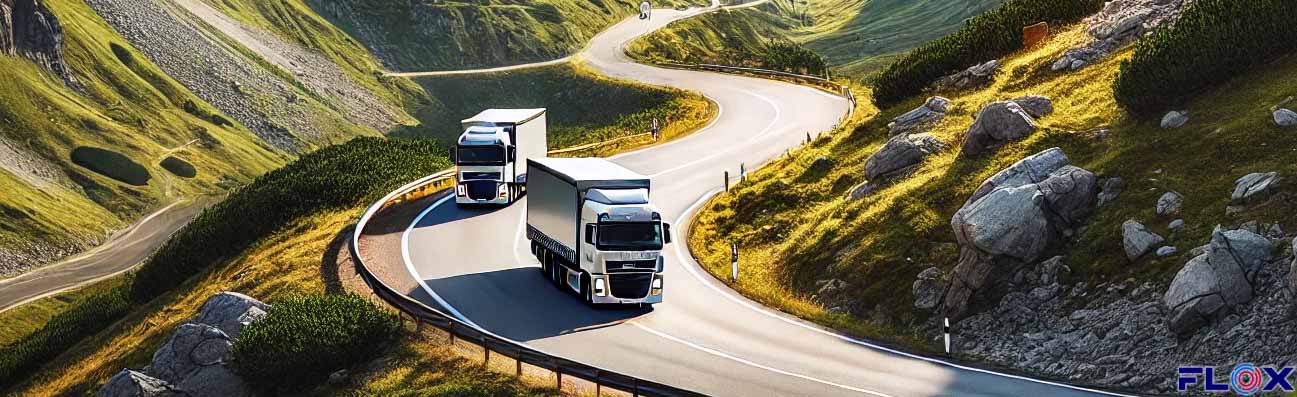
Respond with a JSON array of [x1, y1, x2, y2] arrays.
[[362, 5, 1129, 397]]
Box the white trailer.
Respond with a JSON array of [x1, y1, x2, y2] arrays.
[[526, 158, 671, 305], [454, 108, 548, 205]]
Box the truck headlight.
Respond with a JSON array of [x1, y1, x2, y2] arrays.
[[498, 184, 508, 198], [594, 277, 607, 296], [456, 184, 465, 196], [651, 277, 662, 295]]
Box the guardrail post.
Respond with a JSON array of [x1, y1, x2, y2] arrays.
[[516, 347, 523, 377], [483, 334, 490, 365], [633, 378, 640, 397], [555, 362, 563, 390], [595, 369, 602, 396]]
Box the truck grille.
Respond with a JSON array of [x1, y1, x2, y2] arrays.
[[465, 180, 497, 200], [606, 260, 657, 273], [610, 273, 653, 299]]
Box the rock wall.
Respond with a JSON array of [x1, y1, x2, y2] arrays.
[[0, 0, 79, 88]]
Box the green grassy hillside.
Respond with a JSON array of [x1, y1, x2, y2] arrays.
[[627, 0, 1003, 78], [0, 0, 288, 274], [626, 7, 828, 75], [395, 62, 713, 152], [689, 24, 1297, 348], [303, 0, 709, 72]]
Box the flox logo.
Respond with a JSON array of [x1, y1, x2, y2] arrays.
[[1177, 364, 1294, 395]]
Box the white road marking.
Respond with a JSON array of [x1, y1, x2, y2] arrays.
[[627, 321, 895, 397], [647, 90, 782, 178], [402, 194, 481, 328], [672, 191, 1137, 397]]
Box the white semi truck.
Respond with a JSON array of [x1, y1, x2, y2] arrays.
[[454, 108, 548, 205], [526, 158, 671, 305]]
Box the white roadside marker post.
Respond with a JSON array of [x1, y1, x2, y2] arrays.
[[731, 243, 739, 282], [740, 163, 746, 181], [944, 317, 952, 354]]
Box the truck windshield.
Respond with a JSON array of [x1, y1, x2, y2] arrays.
[[457, 146, 504, 165], [596, 222, 662, 251]]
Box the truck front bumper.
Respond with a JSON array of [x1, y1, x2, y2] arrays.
[[455, 181, 510, 205], [590, 273, 663, 305]]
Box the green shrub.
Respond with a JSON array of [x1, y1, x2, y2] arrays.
[[0, 287, 131, 387], [1113, 0, 1297, 115], [129, 137, 448, 302], [160, 156, 197, 178], [870, 0, 1102, 108], [231, 293, 398, 391], [70, 146, 151, 186]]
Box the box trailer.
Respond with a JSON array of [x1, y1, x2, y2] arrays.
[[454, 108, 548, 205], [526, 158, 671, 305]]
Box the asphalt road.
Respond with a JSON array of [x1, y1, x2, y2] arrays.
[[0, 199, 204, 312], [389, 6, 1126, 397]]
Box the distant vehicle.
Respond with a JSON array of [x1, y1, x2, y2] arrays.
[[454, 108, 548, 205], [526, 158, 670, 305]]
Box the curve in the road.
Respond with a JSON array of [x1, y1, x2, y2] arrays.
[[375, 6, 1135, 397]]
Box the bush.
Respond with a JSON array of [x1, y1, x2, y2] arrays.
[[129, 137, 448, 302], [0, 287, 131, 387], [870, 0, 1102, 108], [70, 146, 152, 186], [160, 156, 197, 178], [1113, 0, 1297, 115], [182, 100, 234, 127], [231, 294, 398, 391]]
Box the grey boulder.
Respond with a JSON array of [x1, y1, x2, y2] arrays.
[[1275, 108, 1297, 127], [912, 267, 945, 311], [1122, 219, 1164, 261], [1155, 191, 1182, 216], [935, 60, 999, 92], [1231, 172, 1280, 205], [144, 323, 253, 397], [97, 370, 179, 397], [1160, 111, 1188, 129], [961, 101, 1039, 156], [1164, 227, 1272, 336], [1156, 246, 1178, 257], [945, 148, 1097, 320], [1010, 95, 1054, 119], [190, 291, 268, 339], [889, 96, 951, 135], [864, 134, 948, 180], [1097, 177, 1123, 207]]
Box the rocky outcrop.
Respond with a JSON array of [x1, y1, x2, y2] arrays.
[[1052, 0, 1196, 72], [934, 60, 999, 92], [98, 293, 266, 397], [1231, 172, 1280, 205], [1122, 219, 1164, 261], [888, 96, 950, 135], [1, 0, 79, 88], [960, 101, 1039, 156], [1164, 227, 1272, 336], [864, 134, 947, 180], [1276, 108, 1297, 127], [944, 148, 1097, 320]]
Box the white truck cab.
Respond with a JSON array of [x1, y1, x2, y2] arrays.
[[455, 109, 548, 205]]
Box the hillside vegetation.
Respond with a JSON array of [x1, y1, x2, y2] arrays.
[[626, 7, 828, 76], [0, 0, 287, 276], [691, 12, 1297, 353], [396, 62, 713, 152], [304, 0, 709, 72]]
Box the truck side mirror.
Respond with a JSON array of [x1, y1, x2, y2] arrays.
[[585, 224, 596, 245], [663, 223, 672, 244], [508, 146, 516, 162]]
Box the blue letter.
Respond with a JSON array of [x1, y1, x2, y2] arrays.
[[1178, 367, 1204, 391], [1205, 367, 1230, 392], [1263, 367, 1295, 391]]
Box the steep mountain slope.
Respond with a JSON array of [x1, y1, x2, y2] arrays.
[[304, 0, 709, 72], [0, 0, 287, 276], [689, 1, 1297, 393]]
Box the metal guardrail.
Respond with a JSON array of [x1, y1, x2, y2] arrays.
[[351, 172, 706, 397]]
